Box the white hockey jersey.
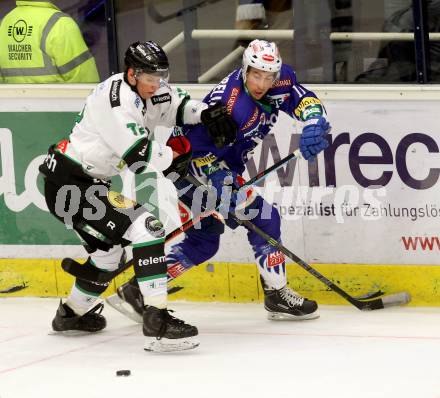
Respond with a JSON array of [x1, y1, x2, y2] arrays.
[[63, 73, 206, 179]]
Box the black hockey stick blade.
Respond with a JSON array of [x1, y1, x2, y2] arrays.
[[65, 256, 181, 295], [354, 290, 385, 300], [167, 286, 184, 295], [353, 291, 411, 310]]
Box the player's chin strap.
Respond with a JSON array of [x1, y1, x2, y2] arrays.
[[184, 174, 411, 311], [61, 149, 302, 284]]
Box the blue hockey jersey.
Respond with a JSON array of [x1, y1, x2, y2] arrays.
[[185, 64, 325, 177]]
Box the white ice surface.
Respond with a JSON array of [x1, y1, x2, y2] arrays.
[[1, 298, 440, 398]]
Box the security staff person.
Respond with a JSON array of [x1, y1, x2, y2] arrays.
[[0, 1, 99, 83]]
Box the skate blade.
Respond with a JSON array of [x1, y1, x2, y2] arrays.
[[144, 336, 200, 352], [106, 294, 142, 324], [48, 329, 102, 336], [267, 311, 320, 321]]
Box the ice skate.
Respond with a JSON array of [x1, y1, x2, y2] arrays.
[[106, 277, 143, 323], [263, 284, 319, 320], [143, 306, 199, 352], [51, 300, 106, 333], [106, 278, 184, 323]]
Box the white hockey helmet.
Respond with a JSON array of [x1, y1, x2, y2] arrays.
[[242, 39, 282, 82]]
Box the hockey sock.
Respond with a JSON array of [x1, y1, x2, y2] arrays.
[[90, 246, 124, 272], [166, 244, 197, 281], [254, 242, 287, 290], [67, 275, 107, 315], [66, 248, 124, 314], [133, 239, 167, 309]]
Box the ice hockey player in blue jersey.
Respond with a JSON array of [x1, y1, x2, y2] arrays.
[[108, 39, 331, 323]]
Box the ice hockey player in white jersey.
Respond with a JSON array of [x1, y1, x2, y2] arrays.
[[39, 40, 235, 352]]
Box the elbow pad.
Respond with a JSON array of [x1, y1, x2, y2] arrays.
[[148, 141, 174, 172], [123, 138, 173, 174], [182, 100, 208, 125]]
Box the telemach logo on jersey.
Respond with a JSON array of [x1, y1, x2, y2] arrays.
[[138, 142, 149, 157], [138, 255, 166, 266]]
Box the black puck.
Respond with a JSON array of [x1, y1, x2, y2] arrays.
[[116, 370, 131, 377]]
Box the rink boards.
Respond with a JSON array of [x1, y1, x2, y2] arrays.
[[1, 258, 440, 306], [0, 84, 439, 304]]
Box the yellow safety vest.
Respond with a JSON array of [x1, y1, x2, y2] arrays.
[[0, 1, 100, 83]]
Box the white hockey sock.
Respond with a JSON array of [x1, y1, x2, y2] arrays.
[[138, 276, 167, 309], [66, 283, 101, 315], [90, 246, 124, 272], [255, 245, 287, 290]]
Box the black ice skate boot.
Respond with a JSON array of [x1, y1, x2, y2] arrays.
[[261, 278, 319, 320], [52, 300, 106, 333], [106, 277, 144, 323], [143, 306, 199, 352]]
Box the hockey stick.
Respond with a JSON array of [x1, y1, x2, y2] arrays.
[[167, 148, 302, 240], [61, 149, 302, 283], [184, 174, 411, 311]]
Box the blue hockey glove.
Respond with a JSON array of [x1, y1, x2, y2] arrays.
[[299, 117, 331, 160], [207, 169, 248, 212]]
